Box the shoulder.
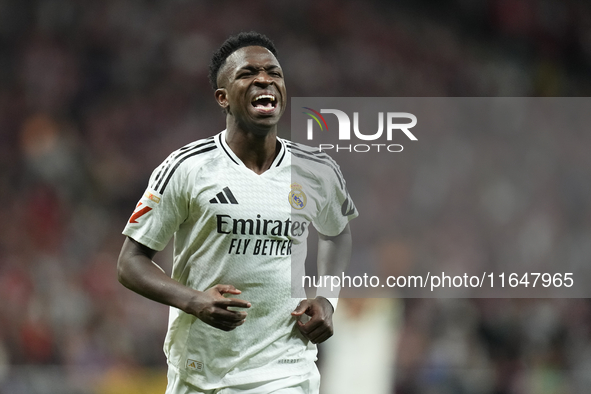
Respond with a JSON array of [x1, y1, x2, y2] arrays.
[[167, 135, 219, 164], [283, 140, 340, 168], [283, 139, 346, 190], [149, 135, 220, 194]]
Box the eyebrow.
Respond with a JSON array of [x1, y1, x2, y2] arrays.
[[237, 64, 281, 72]]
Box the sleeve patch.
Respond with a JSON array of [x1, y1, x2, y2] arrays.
[[144, 191, 161, 204]]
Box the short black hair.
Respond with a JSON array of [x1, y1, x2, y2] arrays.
[[208, 32, 278, 90]]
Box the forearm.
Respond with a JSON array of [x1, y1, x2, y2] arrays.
[[293, 225, 352, 341], [117, 237, 199, 313], [316, 223, 352, 301]]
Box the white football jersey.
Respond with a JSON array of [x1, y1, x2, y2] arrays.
[[123, 129, 357, 389]]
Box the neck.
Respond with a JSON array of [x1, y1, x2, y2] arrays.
[[225, 122, 279, 175]]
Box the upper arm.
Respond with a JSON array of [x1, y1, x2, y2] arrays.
[[317, 223, 352, 265], [117, 236, 159, 282], [120, 236, 158, 261], [318, 222, 351, 242]]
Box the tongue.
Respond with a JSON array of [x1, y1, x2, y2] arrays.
[[255, 102, 273, 109]]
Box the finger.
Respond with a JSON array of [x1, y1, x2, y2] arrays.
[[222, 318, 246, 328], [216, 297, 251, 309], [211, 319, 245, 331], [291, 300, 310, 316], [207, 320, 244, 331], [309, 330, 333, 344], [306, 324, 332, 341], [296, 321, 330, 343], [296, 319, 319, 336], [210, 308, 248, 322], [296, 320, 308, 337], [297, 316, 323, 334], [215, 284, 242, 295]]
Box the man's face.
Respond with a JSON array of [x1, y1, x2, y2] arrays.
[[215, 46, 286, 132]]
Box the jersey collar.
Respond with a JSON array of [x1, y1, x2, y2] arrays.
[[218, 129, 287, 171]]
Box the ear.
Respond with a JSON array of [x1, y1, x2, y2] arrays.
[[215, 88, 229, 110]]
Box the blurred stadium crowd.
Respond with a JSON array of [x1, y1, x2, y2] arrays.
[[1, 0, 591, 393]]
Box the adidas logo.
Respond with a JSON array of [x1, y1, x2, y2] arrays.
[[209, 187, 238, 204], [186, 358, 203, 371]]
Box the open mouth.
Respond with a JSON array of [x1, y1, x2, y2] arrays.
[[251, 94, 277, 112]]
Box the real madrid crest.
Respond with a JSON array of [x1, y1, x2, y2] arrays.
[[289, 183, 306, 210]]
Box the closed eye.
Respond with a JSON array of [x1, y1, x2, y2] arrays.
[[236, 66, 282, 79], [237, 71, 254, 78]]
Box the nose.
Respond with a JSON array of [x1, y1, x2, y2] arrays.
[[253, 71, 273, 87]]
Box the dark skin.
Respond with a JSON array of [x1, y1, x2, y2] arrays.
[[117, 45, 352, 343], [214, 45, 287, 174]]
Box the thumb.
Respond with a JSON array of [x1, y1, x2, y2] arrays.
[[291, 300, 310, 316]]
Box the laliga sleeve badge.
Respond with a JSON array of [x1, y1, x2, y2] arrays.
[[144, 191, 161, 203], [289, 183, 307, 210]]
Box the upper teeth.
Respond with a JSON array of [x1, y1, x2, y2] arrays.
[[253, 94, 275, 102]]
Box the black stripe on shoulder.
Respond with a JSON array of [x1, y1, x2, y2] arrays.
[[286, 142, 342, 173], [288, 151, 344, 190], [152, 139, 216, 191], [152, 156, 174, 188], [218, 134, 239, 165], [285, 142, 340, 167], [275, 144, 286, 167], [153, 138, 215, 187], [158, 144, 217, 194], [286, 143, 345, 189]]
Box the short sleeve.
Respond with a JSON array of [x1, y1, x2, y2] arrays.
[[312, 160, 358, 237], [122, 156, 189, 251]]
